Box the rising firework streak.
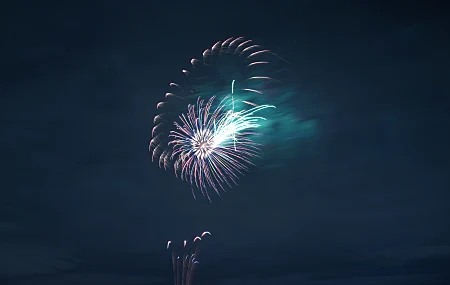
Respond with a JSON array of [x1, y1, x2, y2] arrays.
[[167, 231, 211, 285]]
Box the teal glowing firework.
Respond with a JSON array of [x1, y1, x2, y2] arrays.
[[169, 81, 275, 199]]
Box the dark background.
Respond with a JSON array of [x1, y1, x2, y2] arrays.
[[1, 1, 449, 284]]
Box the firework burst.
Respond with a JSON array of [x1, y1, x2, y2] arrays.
[[167, 231, 211, 285], [150, 37, 289, 198], [150, 37, 286, 166], [169, 90, 275, 199]]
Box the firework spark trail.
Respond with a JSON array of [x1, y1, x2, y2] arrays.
[[169, 93, 275, 198], [167, 232, 211, 285]]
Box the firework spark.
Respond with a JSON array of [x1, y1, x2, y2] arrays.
[[169, 85, 275, 199], [167, 232, 211, 285]]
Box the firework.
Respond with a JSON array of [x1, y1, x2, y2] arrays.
[[169, 89, 275, 199], [150, 37, 288, 197], [167, 231, 211, 285], [150, 37, 285, 163]]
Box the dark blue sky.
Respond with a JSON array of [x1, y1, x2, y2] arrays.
[[1, 1, 449, 284]]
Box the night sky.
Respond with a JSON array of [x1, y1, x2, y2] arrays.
[[1, 1, 450, 285]]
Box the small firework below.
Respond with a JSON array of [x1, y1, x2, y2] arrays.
[[167, 231, 211, 285]]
